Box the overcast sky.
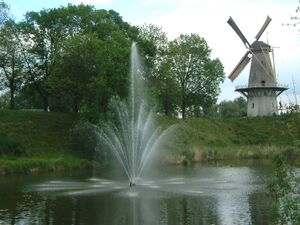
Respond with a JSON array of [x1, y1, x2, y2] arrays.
[[7, 0, 300, 104]]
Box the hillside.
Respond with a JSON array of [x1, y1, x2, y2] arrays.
[[159, 115, 300, 164], [0, 110, 88, 174], [0, 110, 299, 174]]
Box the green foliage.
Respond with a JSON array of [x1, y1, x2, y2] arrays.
[[69, 122, 100, 160], [0, 19, 24, 109], [167, 34, 225, 118], [0, 6, 226, 119], [50, 34, 105, 112], [218, 97, 247, 117], [0, 1, 9, 25], [267, 156, 300, 224], [16, 4, 136, 112], [0, 91, 9, 108], [137, 24, 178, 114], [0, 133, 24, 157]]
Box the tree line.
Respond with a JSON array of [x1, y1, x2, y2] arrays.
[[0, 1, 226, 119]]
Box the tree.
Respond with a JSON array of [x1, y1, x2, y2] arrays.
[[167, 34, 224, 119], [50, 34, 105, 112], [19, 8, 72, 111], [49, 15, 133, 113], [218, 97, 247, 117], [19, 4, 137, 112], [0, 1, 9, 26], [138, 24, 179, 116], [0, 20, 24, 109]]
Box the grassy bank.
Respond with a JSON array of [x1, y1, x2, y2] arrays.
[[0, 110, 91, 175], [0, 110, 300, 175], [158, 114, 300, 165]]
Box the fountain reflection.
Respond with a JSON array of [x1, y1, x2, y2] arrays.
[[0, 165, 275, 225]]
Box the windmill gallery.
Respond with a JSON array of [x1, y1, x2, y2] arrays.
[[227, 16, 288, 117]]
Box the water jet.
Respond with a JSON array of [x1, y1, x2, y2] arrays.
[[98, 42, 174, 183]]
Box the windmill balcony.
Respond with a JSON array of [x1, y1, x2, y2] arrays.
[[235, 83, 288, 90], [235, 83, 288, 98]]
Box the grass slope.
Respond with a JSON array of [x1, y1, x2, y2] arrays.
[[0, 110, 88, 174], [0, 110, 299, 174], [158, 114, 300, 165]]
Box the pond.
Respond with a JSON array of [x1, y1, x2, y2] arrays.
[[0, 161, 275, 225]]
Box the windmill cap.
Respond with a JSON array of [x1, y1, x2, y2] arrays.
[[251, 41, 271, 51]]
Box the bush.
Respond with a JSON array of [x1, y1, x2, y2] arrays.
[[69, 122, 112, 163], [0, 134, 25, 157], [69, 122, 100, 160], [181, 149, 195, 165], [267, 156, 300, 225]]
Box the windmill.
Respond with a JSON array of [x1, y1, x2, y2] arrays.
[[227, 16, 288, 117]]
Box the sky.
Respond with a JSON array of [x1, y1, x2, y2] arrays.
[[6, 0, 300, 104]]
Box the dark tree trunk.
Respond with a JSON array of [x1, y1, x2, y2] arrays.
[[73, 99, 79, 113], [164, 107, 170, 116], [43, 96, 49, 111], [9, 89, 15, 109], [181, 98, 186, 119], [73, 104, 79, 113]]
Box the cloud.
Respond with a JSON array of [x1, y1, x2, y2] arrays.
[[68, 0, 112, 5]]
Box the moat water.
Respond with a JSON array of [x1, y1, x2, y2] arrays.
[[0, 160, 283, 225]]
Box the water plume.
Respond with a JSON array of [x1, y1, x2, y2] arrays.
[[98, 42, 173, 185]]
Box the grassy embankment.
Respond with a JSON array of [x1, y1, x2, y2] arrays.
[[0, 110, 299, 175], [158, 114, 300, 165], [0, 110, 89, 175]]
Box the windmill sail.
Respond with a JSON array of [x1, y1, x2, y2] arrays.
[[227, 17, 251, 48], [255, 16, 272, 40], [228, 51, 251, 81]]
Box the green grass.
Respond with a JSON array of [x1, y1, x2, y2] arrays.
[[0, 110, 78, 155], [0, 155, 90, 175], [157, 114, 300, 165], [0, 110, 88, 174], [1, 110, 300, 174]]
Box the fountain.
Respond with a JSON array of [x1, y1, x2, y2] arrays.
[[11, 42, 271, 225], [98, 42, 172, 186]]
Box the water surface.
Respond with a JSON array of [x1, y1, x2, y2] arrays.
[[0, 161, 275, 225]]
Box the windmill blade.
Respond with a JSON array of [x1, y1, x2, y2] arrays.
[[255, 15, 272, 40], [228, 51, 251, 81], [227, 17, 251, 48]]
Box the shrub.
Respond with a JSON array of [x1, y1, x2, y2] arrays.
[[0, 134, 25, 157], [69, 122, 112, 163], [267, 156, 300, 225], [69, 122, 100, 160]]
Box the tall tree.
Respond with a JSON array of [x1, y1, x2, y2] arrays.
[[19, 4, 137, 112], [138, 24, 179, 115], [0, 1, 9, 26], [50, 34, 104, 112], [0, 20, 24, 109], [19, 4, 102, 111], [168, 34, 224, 119]]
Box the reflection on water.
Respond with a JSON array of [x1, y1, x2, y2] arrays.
[[0, 163, 275, 225]]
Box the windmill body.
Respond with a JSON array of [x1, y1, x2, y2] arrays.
[[227, 16, 288, 117]]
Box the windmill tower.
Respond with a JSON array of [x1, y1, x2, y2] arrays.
[[227, 16, 288, 117]]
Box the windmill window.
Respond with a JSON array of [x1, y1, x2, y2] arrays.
[[261, 80, 265, 86], [252, 103, 255, 108]]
